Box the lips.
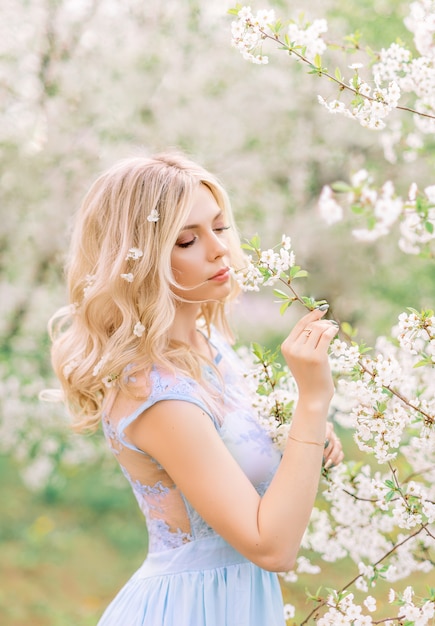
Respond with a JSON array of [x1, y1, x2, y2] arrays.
[[209, 267, 230, 280]]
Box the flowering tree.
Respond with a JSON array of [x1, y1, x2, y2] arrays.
[[230, 3, 435, 624]]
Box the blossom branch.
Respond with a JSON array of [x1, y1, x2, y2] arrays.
[[300, 525, 429, 625], [258, 29, 435, 121], [358, 360, 435, 427]]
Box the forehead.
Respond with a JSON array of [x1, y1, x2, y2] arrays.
[[184, 184, 221, 224]]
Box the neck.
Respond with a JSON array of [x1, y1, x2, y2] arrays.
[[170, 302, 202, 346]]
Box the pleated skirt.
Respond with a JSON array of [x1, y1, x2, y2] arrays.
[[97, 535, 285, 626]]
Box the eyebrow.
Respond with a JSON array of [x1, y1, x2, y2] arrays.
[[181, 210, 223, 231]]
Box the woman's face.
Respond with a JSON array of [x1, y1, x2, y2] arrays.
[[170, 184, 232, 304]]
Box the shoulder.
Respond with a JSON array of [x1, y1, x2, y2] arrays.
[[104, 363, 218, 453]]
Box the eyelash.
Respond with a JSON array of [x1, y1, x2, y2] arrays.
[[177, 226, 230, 248]]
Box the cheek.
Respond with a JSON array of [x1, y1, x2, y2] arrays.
[[170, 255, 192, 284]]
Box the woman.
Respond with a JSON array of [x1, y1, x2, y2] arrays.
[[48, 151, 343, 625]]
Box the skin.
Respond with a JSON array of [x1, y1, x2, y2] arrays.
[[169, 184, 232, 348], [127, 183, 344, 572]]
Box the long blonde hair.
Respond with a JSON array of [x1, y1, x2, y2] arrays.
[[49, 151, 245, 432]]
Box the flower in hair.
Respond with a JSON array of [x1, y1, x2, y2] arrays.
[[102, 373, 119, 388], [133, 321, 145, 337], [147, 208, 160, 222], [121, 272, 134, 282], [93, 353, 110, 377], [63, 357, 81, 380], [125, 248, 143, 260], [83, 274, 96, 298]]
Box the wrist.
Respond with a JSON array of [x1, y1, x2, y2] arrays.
[[295, 397, 331, 417]]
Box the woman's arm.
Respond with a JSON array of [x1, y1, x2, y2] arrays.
[[127, 308, 343, 572]]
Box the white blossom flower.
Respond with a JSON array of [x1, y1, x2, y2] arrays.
[[283, 604, 295, 619], [93, 353, 110, 377], [125, 247, 143, 260], [281, 234, 292, 250], [63, 357, 81, 379], [364, 596, 377, 612], [288, 18, 327, 63], [120, 272, 134, 282], [230, 7, 275, 65], [351, 169, 371, 187], [147, 207, 160, 222], [102, 374, 118, 388], [318, 185, 344, 225], [230, 261, 263, 291], [83, 273, 96, 298], [133, 321, 145, 337]]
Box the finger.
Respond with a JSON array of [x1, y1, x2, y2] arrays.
[[312, 323, 339, 349], [323, 438, 344, 467], [300, 321, 337, 348], [324, 449, 344, 470], [291, 307, 329, 340]]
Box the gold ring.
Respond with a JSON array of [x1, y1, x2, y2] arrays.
[[303, 328, 312, 336]]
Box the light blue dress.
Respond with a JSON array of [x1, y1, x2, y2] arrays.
[[98, 328, 285, 626]]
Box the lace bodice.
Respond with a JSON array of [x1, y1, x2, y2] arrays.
[[102, 329, 281, 553]]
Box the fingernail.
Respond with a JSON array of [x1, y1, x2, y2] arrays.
[[324, 439, 330, 449], [324, 459, 334, 470], [330, 320, 339, 326], [316, 304, 329, 311]]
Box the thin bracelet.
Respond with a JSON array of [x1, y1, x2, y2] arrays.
[[288, 434, 324, 447]]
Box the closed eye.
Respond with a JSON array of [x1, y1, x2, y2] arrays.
[[177, 236, 197, 248], [214, 226, 231, 233]]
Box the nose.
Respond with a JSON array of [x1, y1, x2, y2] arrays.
[[209, 231, 229, 260]]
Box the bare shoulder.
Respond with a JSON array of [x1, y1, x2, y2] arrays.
[[126, 397, 219, 458]]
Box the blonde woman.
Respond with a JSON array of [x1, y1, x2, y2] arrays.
[[48, 152, 343, 626]]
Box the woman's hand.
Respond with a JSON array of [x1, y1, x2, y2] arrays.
[[281, 307, 338, 407], [323, 421, 344, 469]]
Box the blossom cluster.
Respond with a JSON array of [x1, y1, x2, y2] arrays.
[[231, 234, 295, 292], [318, 77, 401, 131], [316, 587, 435, 626], [287, 17, 327, 63], [230, 1, 435, 136], [230, 6, 276, 64], [318, 169, 435, 255], [395, 308, 435, 359]]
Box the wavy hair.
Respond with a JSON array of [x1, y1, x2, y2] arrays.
[[48, 151, 245, 432]]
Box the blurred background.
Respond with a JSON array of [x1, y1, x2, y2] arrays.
[[1, 0, 434, 624]]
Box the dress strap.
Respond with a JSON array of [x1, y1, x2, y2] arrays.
[[117, 394, 217, 454], [196, 328, 222, 365]]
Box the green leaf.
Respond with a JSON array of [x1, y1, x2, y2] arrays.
[[280, 300, 291, 315], [250, 234, 261, 250], [334, 66, 343, 81], [273, 289, 289, 300], [251, 342, 264, 359], [292, 269, 308, 279], [413, 358, 432, 368], [425, 221, 434, 234], [301, 296, 317, 310], [350, 204, 365, 214], [341, 322, 358, 338], [227, 4, 242, 15], [367, 215, 377, 230], [331, 181, 353, 193], [289, 265, 303, 279]]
